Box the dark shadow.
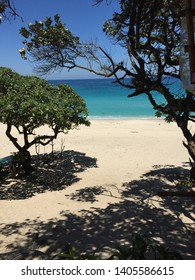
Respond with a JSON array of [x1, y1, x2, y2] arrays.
[[65, 186, 105, 203], [0, 150, 97, 200], [122, 165, 190, 200], [0, 164, 194, 259]]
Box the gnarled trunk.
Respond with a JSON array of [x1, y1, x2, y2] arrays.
[[19, 150, 32, 174], [10, 150, 32, 177], [183, 139, 195, 181], [175, 113, 195, 181]]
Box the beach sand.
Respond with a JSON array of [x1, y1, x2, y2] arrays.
[[0, 119, 194, 259]]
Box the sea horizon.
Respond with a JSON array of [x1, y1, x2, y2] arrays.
[[49, 77, 183, 119]]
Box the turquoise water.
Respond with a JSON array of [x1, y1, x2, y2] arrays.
[[49, 78, 183, 119]]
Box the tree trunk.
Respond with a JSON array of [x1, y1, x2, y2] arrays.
[[183, 139, 195, 181], [11, 150, 32, 177], [20, 150, 32, 175], [175, 114, 195, 182]]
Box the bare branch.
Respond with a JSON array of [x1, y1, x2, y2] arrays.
[[0, 0, 23, 22]]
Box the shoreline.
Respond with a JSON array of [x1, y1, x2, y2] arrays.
[[88, 115, 162, 120], [88, 116, 163, 121]]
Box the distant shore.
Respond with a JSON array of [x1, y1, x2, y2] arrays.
[[88, 116, 161, 120], [0, 119, 194, 259]]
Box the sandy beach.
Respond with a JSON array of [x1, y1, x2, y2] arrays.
[[0, 119, 194, 259]]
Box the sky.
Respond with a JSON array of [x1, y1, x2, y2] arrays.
[[0, 0, 122, 79]]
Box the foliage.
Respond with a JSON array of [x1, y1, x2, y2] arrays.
[[20, 14, 118, 77], [181, 176, 195, 189], [0, 0, 21, 23], [27, 234, 183, 260], [20, 14, 81, 74], [106, 234, 182, 260], [93, 1, 195, 169], [0, 67, 90, 173], [20, 1, 195, 174]]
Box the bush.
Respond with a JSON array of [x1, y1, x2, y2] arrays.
[[0, 67, 90, 175]]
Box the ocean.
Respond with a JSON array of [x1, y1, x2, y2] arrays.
[[49, 78, 184, 119]]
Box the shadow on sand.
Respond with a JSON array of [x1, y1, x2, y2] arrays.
[[0, 150, 98, 200], [0, 163, 194, 259]]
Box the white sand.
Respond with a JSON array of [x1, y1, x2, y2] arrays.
[[0, 120, 194, 259]]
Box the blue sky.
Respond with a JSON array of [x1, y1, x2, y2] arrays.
[[0, 0, 122, 79]]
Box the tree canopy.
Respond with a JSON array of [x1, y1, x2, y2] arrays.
[[19, 13, 118, 77], [20, 14, 80, 74], [19, 0, 195, 172], [0, 67, 90, 173]]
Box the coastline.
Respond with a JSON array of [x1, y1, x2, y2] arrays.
[[88, 116, 163, 121], [88, 116, 161, 120], [0, 119, 194, 259]]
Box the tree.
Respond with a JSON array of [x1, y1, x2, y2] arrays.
[[19, 14, 113, 77], [19, 1, 195, 177], [0, 0, 21, 23], [0, 67, 90, 174]]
